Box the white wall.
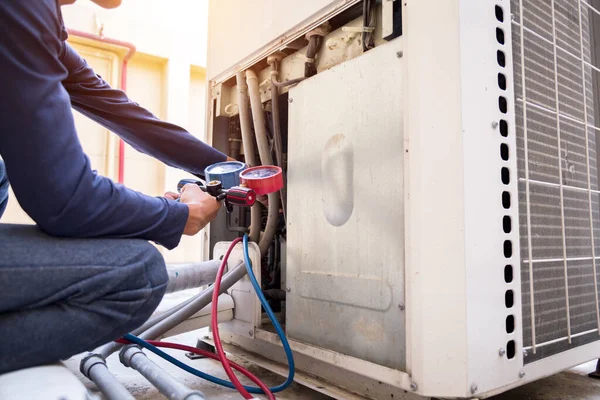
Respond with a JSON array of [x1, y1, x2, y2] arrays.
[[3, 1, 212, 263]]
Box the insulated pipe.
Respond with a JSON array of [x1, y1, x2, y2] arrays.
[[245, 70, 273, 165], [80, 354, 134, 400], [67, 30, 136, 184], [269, 61, 288, 220], [272, 76, 307, 88], [236, 72, 261, 243], [260, 193, 280, 256], [165, 260, 220, 294], [246, 70, 281, 254], [236, 72, 258, 167], [120, 346, 206, 400], [139, 263, 247, 341]]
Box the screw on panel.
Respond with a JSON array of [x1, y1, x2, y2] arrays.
[[288, 98, 294, 103], [410, 382, 418, 391], [471, 384, 478, 394], [286, 287, 291, 292], [519, 371, 525, 378], [492, 121, 499, 129], [248, 330, 254, 336], [523, 349, 528, 357], [499, 348, 506, 357], [398, 303, 405, 310], [203, 336, 210, 340], [396, 51, 403, 58]]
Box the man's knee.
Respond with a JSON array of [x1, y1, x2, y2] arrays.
[[125, 241, 168, 327], [96, 240, 168, 333]]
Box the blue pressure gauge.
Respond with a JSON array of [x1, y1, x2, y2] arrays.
[[204, 161, 247, 189]]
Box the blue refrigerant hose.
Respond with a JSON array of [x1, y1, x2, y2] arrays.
[[122, 233, 295, 394]]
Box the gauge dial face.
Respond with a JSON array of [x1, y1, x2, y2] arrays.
[[206, 161, 245, 174], [241, 167, 279, 179]]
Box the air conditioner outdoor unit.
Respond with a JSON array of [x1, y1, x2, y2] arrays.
[[204, 0, 600, 398]]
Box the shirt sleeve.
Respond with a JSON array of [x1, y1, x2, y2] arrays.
[[0, 0, 189, 249], [60, 42, 227, 176]]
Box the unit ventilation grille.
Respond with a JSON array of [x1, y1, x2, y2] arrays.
[[511, 0, 600, 362]]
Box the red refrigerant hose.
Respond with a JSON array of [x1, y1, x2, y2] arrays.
[[211, 237, 276, 399]]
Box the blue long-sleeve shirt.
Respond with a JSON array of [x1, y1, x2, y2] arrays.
[[0, 0, 227, 249]]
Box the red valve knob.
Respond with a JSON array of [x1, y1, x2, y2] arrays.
[[226, 187, 256, 206]]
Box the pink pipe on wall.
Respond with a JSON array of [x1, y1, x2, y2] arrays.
[[67, 29, 137, 184]]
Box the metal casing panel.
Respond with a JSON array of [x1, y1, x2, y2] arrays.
[[402, 0, 524, 396], [286, 38, 405, 370], [206, 0, 359, 81]]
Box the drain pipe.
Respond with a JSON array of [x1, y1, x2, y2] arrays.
[[80, 354, 134, 400], [236, 72, 262, 243], [267, 56, 288, 221], [120, 345, 206, 400], [246, 70, 281, 254], [67, 29, 136, 184]]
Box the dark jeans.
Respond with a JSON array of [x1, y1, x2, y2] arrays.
[[0, 160, 8, 218], [0, 160, 168, 374]]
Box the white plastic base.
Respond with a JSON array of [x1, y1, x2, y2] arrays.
[[0, 363, 95, 400]]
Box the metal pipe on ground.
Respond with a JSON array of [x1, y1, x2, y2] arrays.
[[95, 263, 246, 359], [165, 260, 220, 294], [236, 72, 262, 243], [139, 262, 247, 341], [119, 346, 206, 400], [80, 354, 134, 400]]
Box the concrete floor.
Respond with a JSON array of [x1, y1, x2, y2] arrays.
[[64, 330, 331, 400], [63, 291, 600, 400], [491, 361, 600, 400], [64, 333, 600, 400]]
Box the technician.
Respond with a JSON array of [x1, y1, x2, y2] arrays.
[[0, 0, 226, 373]]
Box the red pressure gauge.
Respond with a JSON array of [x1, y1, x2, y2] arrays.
[[239, 166, 284, 195]]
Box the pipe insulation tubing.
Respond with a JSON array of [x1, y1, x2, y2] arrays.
[[119, 346, 206, 400], [271, 76, 307, 88], [246, 68, 280, 253], [235, 72, 258, 167], [245, 69, 274, 166], [80, 354, 134, 400], [165, 260, 220, 294], [259, 192, 280, 255], [138, 263, 247, 341], [269, 64, 288, 221], [236, 72, 261, 242]]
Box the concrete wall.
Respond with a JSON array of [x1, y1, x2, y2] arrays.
[[3, 1, 210, 263]]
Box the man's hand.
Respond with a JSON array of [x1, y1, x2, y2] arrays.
[[177, 184, 221, 236]]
